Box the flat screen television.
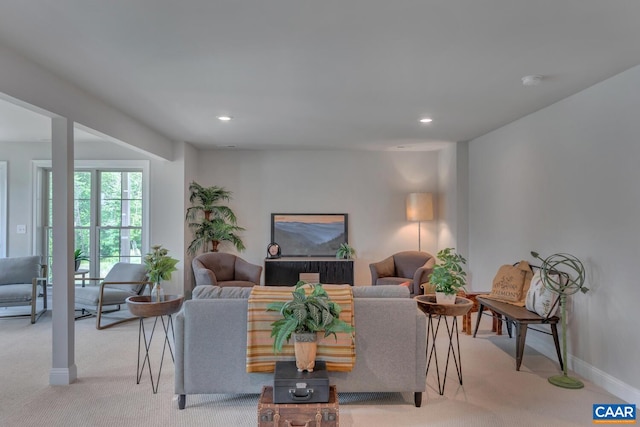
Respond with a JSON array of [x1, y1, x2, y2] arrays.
[[271, 213, 348, 257]]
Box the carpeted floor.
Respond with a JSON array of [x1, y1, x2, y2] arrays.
[[0, 303, 626, 427]]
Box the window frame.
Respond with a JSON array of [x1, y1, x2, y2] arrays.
[[32, 160, 149, 279]]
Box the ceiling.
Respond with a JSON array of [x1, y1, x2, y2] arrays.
[[2, 1, 640, 151]]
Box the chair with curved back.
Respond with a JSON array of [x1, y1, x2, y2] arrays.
[[192, 252, 262, 288], [75, 262, 152, 330], [369, 251, 436, 297]]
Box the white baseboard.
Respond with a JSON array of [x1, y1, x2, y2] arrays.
[[527, 333, 640, 404], [49, 365, 78, 385]]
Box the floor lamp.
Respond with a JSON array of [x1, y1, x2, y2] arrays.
[[406, 193, 434, 252]]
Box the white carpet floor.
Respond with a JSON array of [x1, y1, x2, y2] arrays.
[[0, 303, 626, 427]]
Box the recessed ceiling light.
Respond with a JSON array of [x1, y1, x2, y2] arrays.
[[521, 75, 543, 86], [217, 116, 232, 121], [419, 117, 433, 124]]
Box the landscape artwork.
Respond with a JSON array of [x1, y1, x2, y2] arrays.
[[271, 214, 348, 257]]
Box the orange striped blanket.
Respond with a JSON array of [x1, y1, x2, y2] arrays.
[[246, 284, 355, 373]]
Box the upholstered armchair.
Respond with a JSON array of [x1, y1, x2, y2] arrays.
[[369, 251, 435, 297], [74, 262, 152, 330], [192, 252, 262, 288], [0, 256, 47, 323]]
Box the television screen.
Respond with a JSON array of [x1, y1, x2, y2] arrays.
[[271, 213, 348, 257]]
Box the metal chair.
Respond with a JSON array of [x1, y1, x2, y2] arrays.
[[74, 262, 152, 330]]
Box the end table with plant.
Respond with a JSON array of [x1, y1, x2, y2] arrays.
[[144, 245, 179, 302], [267, 281, 354, 372], [429, 248, 467, 304]]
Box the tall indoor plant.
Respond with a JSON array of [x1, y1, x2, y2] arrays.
[[428, 247, 467, 304], [186, 182, 246, 255], [267, 282, 354, 372]]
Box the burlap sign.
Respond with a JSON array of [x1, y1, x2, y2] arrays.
[[484, 261, 533, 307]]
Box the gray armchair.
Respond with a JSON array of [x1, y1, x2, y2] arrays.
[[0, 256, 47, 323], [369, 251, 435, 297], [75, 262, 152, 330], [192, 252, 262, 288]]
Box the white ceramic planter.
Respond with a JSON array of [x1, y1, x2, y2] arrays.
[[435, 292, 457, 305]]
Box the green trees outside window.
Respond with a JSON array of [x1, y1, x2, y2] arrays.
[[44, 169, 143, 281]]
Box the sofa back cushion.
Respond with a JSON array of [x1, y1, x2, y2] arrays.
[[0, 256, 41, 285], [352, 285, 409, 298], [193, 285, 253, 299]]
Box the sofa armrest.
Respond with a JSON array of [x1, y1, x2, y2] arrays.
[[192, 259, 218, 286], [234, 258, 262, 284]]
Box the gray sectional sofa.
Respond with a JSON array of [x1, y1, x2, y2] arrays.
[[175, 284, 427, 409]]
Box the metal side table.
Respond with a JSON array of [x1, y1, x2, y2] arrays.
[[414, 294, 473, 395], [126, 294, 184, 393]]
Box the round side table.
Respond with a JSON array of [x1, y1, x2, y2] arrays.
[[126, 294, 184, 393], [414, 294, 473, 395]]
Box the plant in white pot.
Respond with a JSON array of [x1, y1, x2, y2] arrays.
[[428, 248, 467, 304], [144, 245, 179, 302], [266, 282, 354, 372]]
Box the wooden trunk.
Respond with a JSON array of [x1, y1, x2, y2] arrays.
[[258, 385, 339, 427]]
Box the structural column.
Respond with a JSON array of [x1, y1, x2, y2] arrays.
[[50, 117, 77, 385]]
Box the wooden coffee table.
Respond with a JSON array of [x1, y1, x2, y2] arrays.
[[458, 291, 502, 335]]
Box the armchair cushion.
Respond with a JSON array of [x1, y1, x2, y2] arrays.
[[0, 256, 41, 285], [103, 263, 148, 294]]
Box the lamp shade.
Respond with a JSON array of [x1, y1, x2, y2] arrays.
[[406, 193, 434, 221]]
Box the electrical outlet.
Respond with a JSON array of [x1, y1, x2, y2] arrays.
[[16, 224, 26, 234]]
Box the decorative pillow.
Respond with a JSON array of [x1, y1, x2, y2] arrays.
[[525, 271, 560, 317], [486, 261, 533, 306], [399, 281, 411, 288], [375, 256, 396, 278]]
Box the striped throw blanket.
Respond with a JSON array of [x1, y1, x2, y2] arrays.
[[246, 284, 355, 373]]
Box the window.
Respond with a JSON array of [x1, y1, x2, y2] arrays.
[[0, 161, 6, 257], [37, 160, 148, 281]]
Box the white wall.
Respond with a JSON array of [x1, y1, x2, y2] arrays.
[[0, 42, 173, 160], [468, 64, 640, 402], [0, 140, 187, 294], [0, 141, 49, 255], [194, 150, 440, 285]]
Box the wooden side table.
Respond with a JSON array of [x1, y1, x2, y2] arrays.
[[414, 295, 473, 395], [126, 295, 184, 393], [458, 291, 502, 335]]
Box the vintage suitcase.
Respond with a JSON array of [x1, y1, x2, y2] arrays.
[[258, 385, 339, 427], [274, 361, 330, 404]]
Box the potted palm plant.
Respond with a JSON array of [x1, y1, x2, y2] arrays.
[[267, 282, 354, 372], [74, 249, 89, 272], [428, 248, 467, 304], [186, 182, 246, 255], [335, 243, 356, 260]]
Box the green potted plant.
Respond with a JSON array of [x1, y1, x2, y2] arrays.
[[267, 281, 354, 372], [335, 243, 356, 259], [186, 182, 246, 255], [144, 245, 179, 302], [428, 247, 467, 304], [74, 249, 89, 272]]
